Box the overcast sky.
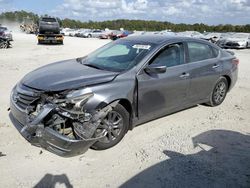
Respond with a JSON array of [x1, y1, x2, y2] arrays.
[[0, 0, 250, 25]]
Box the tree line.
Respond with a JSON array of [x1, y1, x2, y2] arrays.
[[1, 10, 250, 33]]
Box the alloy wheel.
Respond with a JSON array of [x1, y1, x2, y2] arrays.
[[213, 81, 227, 104], [97, 111, 124, 143]]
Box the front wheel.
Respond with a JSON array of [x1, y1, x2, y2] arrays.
[[91, 104, 129, 150], [207, 77, 228, 107], [0, 42, 8, 48]]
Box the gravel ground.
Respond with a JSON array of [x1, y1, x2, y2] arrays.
[[0, 33, 249, 188]]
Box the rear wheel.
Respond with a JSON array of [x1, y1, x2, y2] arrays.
[[91, 104, 129, 150], [207, 77, 228, 107]]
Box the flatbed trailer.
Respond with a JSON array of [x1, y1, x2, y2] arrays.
[[37, 33, 64, 44]]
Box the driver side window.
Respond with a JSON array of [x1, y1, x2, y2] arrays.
[[150, 43, 184, 67]]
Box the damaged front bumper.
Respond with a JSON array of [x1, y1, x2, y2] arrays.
[[9, 94, 103, 157]]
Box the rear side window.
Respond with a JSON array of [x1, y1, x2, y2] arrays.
[[187, 42, 215, 63], [150, 43, 184, 68]]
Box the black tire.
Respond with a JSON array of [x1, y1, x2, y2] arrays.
[[1, 42, 8, 48], [88, 34, 92, 38], [207, 77, 228, 107], [91, 104, 129, 150]]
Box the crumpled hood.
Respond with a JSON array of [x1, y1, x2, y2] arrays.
[[21, 59, 119, 91]]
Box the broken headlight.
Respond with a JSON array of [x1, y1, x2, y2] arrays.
[[53, 88, 94, 112], [66, 89, 94, 110]]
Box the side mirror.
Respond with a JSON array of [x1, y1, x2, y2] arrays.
[[145, 64, 166, 74]]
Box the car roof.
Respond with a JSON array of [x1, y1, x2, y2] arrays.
[[123, 34, 207, 45]]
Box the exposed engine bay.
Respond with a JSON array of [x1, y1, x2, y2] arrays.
[[9, 83, 119, 157], [23, 93, 115, 140]]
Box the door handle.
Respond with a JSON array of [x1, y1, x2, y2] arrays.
[[212, 64, 220, 69], [179, 73, 190, 78]]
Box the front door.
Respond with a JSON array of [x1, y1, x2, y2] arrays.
[[137, 42, 190, 122]]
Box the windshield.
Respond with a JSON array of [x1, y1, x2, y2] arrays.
[[81, 40, 154, 72], [41, 18, 57, 22], [232, 33, 249, 38]]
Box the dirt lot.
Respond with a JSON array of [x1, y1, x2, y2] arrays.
[[0, 33, 250, 188]]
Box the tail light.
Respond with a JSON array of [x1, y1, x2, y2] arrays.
[[232, 58, 239, 66]]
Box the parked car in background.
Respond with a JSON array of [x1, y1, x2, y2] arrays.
[[216, 33, 235, 48], [61, 28, 76, 36], [99, 33, 110, 39], [222, 33, 250, 49], [109, 30, 133, 40], [74, 29, 85, 37], [82, 30, 105, 38], [9, 35, 238, 157], [68, 29, 79, 37], [109, 30, 123, 40], [0, 26, 13, 41], [158, 30, 176, 36], [98, 30, 112, 39], [202, 33, 222, 43], [75, 29, 91, 37], [191, 31, 204, 39], [176, 31, 203, 39]]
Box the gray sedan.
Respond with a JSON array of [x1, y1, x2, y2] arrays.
[[9, 35, 238, 157]]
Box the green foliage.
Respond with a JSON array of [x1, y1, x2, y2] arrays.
[[61, 19, 250, 33], [1, 10, 250, 32], [0, 10, 39, 24]]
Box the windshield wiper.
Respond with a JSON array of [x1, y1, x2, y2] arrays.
[[84, 63, 103, 70]]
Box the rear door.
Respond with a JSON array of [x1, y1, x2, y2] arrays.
[[137, 42, 190, 121], [186, 41, 221, 102]]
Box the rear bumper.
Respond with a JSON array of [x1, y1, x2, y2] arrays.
[[228, 66, 238, 92], [37, 34, 63, 44], [9, 96, 97, 157]]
